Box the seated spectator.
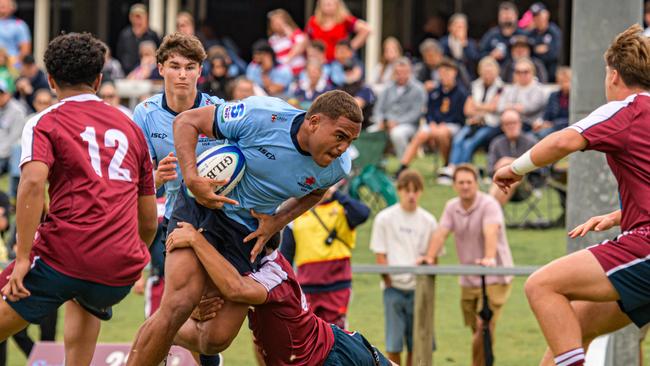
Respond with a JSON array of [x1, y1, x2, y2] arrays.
[[207, 44, 242, 78], [330, 39, 364, 87], [291, 60, 332, 107], [0, 47, 17, 95], [370, 169, 439, 366], [0, 0, 31, 66], [399, 58, 468, 182], [488, 109, 537, 205], [267, 9, 307, 76], [497, 58, 547, 128], [228, 76, 256, 100], [300, 40, 332, 84], [370, 37, 403, 94], [14, 54, 49, 112], [0, 78, 26, 175], [245, 39, 293, 97], [371, 57, 427, 157], [479, 1, 526, 65], [414, 38, 471, 93], [533, 66, 571, 138], [441, 13, 481, 79], [500, 35, 547, 83], [98, 82, 133, 119], [101, 42, 125, 83], [527, 2, 562, 81], [446, 58, 505, 169], [127, 40, 161, 80], [116, 3, 160, 74], [199, 55, 233, 100]]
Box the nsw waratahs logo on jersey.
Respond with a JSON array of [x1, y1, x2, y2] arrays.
[[222, 102, 245, 122]]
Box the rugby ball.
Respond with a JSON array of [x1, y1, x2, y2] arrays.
[[196, 144, 246, 196]]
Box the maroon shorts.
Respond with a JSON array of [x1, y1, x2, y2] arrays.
[[588, 226, 650, 327], [144, 276, 165, 318], [305, 288, 351, 329]]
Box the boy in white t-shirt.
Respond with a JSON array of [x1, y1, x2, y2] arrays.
[[370, 169, 438, 366]]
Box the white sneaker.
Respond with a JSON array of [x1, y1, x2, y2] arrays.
[[436, 175, 453, 186]]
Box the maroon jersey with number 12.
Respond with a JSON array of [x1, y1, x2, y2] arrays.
[[19, 94, 155, 286]]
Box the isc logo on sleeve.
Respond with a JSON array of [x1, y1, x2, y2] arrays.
[[223, 102, 246, 122]]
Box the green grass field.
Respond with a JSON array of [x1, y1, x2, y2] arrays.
[[5, 156, 649, 365]]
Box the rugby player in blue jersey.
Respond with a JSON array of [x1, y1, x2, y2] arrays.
[[128, 90, 363, 365]]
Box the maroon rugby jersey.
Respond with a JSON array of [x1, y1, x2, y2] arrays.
[[19, 94, 154, 286], [569, 93, 650, 232], [248, 251, 335, 366]]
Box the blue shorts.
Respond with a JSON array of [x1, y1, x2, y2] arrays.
[[169, 186, 273, 274], [383, 287, 414, 353], [323, 325, 392, 366], [1, 257, 131, 323]]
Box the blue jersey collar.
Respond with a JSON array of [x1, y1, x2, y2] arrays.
[[161, 92, 202, 116], [290, 113, 310, 156]]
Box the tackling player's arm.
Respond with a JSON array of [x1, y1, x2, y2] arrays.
[[244, 188, 327, 262], [166, 222, 268, 305], [569, 209, 621, 238], [137, 195, 158, 246], [493, 128, 587, 192], [173, 106, 238, 209], [2, 162, 48, 301]]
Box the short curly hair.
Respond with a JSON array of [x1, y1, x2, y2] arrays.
[[156, 32, 206, 65], [44, 32, 106, 88]]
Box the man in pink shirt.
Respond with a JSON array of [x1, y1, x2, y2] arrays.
[[422, 163, 513, 366]]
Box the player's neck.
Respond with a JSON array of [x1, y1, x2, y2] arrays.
[[56, 86, 96, 100], [165, 89, 197, 114]]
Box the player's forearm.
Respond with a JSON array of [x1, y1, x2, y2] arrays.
[[607, 209, 622, 226], [15, 176, 46, 261], [274, 191, 325, 232], [529, 129, 587, 168], [137, 195, 158, 246], [173, 113, 201, 183]]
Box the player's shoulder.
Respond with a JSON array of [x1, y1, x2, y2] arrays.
[[24, 100, 66, 131], [134, 94, 164, 116], [200, 94, 225, 107], [570, 94, 641, 133]]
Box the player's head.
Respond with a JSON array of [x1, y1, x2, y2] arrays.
[[156, 32, 206, 97], [603, 24, 650, 102], [304, 90, 362, 167], [44, 32, 106, 93], [396, 169, 424, 212], [452, 164, 479, 201]]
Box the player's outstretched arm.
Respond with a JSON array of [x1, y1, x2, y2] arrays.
[[493, 128, 588, 192], [137, 195, 158, 246], [166, 222, 268, 305], [174, 106, 238, 209], [3, 162, 48, 301]]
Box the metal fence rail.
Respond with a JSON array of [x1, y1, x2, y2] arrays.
[[352, 264, 538, 276]]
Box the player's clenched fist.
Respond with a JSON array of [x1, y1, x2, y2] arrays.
[[492, 164, 524, 193], [154, 152, 178, 189]]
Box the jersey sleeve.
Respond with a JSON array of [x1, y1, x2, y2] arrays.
[[567, 98, 633, 153], [137, 134, 156, 196], [132, 103, 157, 163], [20, 114, 54, 169], [213, 97, 261, 142]]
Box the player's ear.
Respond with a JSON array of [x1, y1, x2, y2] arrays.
[[308, 114, 320, 130], [46, 74, 57, 92], [92, 74, 103, 93], [157, 62, 164, 76]]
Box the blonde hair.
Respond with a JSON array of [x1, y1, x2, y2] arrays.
[[478, 56, 500, 74], [267, 9, 299, 36], [315, 0, 351, 24], [604, 24, 650, 90]]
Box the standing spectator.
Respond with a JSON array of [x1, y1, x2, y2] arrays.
[[0, 48, 17, 95], [479, 1, 525, 65], [533, 66, 571, 138], [305, 0, 371, 62], [116, 3, 160, 75], [371, 57, 427, 158], [500, 35, 548, 83], [245, 39, 293, 97], [399, 58, 468, 180], [14, 54, 49, 112], [488, 109, 537, 205], [527, 2, 562, 82], [228, 76, 256, 100], [422, 164, 513, 366], [0, 78, 26, 175], [280, 185, 370, 329], [199, 55, 232, 100], [330, 39, 364, 87], [98, 82, 133, 119], [371, 169, 438, 366], [441, 13, 481, 80], [497, 58, 547, 127], [291, 60, 332, 107], [370, 37, 403, 94], [267, 9, 308, 76], [100, 42, 125, 83], [414, 38, 471, 93], [127, 41, 161, 81], [0, 0, 31, 66]]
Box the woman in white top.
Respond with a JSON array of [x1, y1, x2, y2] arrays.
[[370, 37, 403, 94], [497, 57, 547, 127]]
